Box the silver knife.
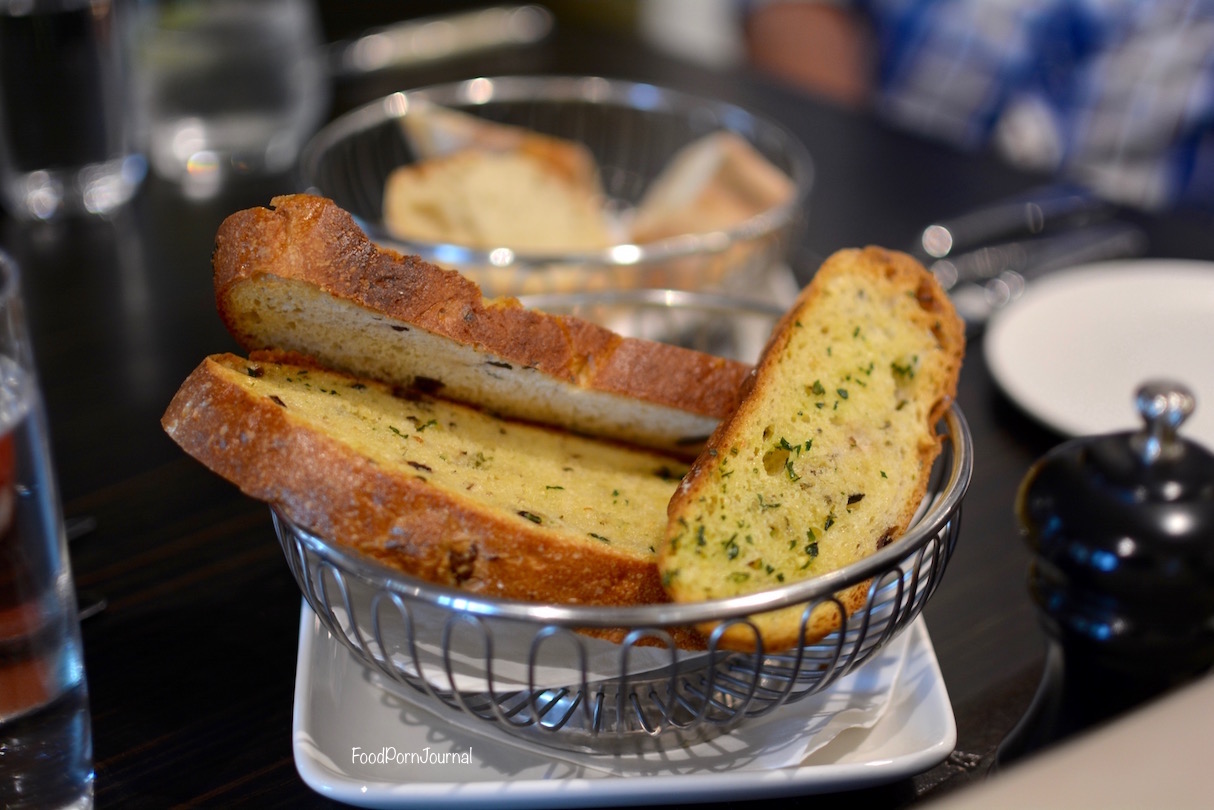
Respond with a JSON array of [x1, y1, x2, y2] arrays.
[[940, 220, 1148, 329], [914, 184, 1116, 261], [327, 5, 555, 79]]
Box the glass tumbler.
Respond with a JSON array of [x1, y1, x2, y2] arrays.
[[0, 0, 147, 221], [132, 0, 328, 198], [0, 249, 93, 809]]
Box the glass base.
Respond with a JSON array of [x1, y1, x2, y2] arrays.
[[0, 682, 93, 809], [1, 154, 147, 221]]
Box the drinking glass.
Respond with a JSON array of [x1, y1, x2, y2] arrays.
[[0, 0, 147, 221], [0, 249, 93, 809], [131, 0, 328, 199]]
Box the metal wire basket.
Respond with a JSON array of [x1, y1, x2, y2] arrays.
[[274, 291, 973, 754]]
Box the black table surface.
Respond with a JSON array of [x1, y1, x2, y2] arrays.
[[4, 16, 1212, 810]]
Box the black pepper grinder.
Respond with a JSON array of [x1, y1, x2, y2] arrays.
[[996, 380, 1214, 767]]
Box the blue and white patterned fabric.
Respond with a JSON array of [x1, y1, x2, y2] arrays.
[[846, 0, 1214, 210], [855, 0, 1214, 210]]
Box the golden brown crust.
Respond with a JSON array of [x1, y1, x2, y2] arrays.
[[161, 353, 669, 607], [213, 194, 751, 432]]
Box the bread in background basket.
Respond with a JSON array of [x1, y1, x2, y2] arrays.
[[385, 101, 617, 253], [383, 101, 795, 260], [161, 195, 963, 652], [298, 76, 814, 297]]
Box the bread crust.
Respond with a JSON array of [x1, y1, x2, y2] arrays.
[[661, 246, 964, 651], [213, 194, 751, 456]]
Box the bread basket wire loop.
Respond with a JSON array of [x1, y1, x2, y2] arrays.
[[311, 557, 427, 702], [441, 614, 503, 723], [617, 628, 722, 734], [367, 592, 446, 706], [528, 627, 594, 729], [312, 557, 364, 655], [714, 610, 829, 722]]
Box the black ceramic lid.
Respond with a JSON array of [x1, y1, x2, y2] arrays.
[[1016, 380, 1214, 677]]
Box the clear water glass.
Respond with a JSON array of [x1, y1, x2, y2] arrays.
[[0, 249, 93, 809], [132, 0, 328, 198], [0, 0, 146, 221]]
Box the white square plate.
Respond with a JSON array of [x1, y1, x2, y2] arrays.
[[292, 606, 955, 808]]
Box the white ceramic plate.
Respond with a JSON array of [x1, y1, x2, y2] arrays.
[[985, 259, 1214, 449], [292, 606, 955, 808]]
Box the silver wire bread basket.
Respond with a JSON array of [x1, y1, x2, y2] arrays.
[[274, 291, 973, 754]]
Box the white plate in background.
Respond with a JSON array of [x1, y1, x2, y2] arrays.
[[291, 607, 955, 809], [985, 259, 1214, 449]]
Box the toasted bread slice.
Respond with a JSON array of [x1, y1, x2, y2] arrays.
[[161, 352, 689, 609], [213, 194, 751, 458], [659, 247, 964, 651], [630, 131, 796, 244], [400, 100, 604, 194]]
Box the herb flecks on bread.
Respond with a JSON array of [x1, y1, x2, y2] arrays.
[[659, 247, 965, 651]]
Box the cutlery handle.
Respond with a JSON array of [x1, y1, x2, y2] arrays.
[[915, 184, 1116, 260], [327, 5, 555, 78], [945, 221, 1147, 329], [935, 220, 1147, 289]]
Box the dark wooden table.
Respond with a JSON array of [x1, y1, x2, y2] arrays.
[[4, 16, 1212, 810]]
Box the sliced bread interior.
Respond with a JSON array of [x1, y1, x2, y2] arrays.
[[659, 247, 965, 651]]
